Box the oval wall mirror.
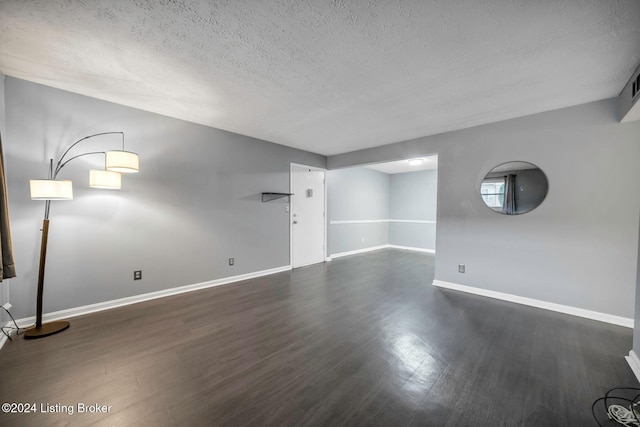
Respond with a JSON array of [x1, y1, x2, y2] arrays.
[[480, 161, 548, 215]]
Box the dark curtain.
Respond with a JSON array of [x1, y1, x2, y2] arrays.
[[502, 174, 517, 215], [0, 132, 16, 280]]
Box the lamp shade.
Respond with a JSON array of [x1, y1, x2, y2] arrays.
[[90, 170, 121, 189], [106, 150, 139, 173], [30, 180, 73, 200]]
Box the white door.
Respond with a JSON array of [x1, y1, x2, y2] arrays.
[[291, 164, 326, 268]]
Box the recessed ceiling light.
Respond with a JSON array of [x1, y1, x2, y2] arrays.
[[408, 158, 424, 166]]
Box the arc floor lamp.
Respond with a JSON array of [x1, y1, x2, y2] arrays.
[[26, 132, 139, 339]]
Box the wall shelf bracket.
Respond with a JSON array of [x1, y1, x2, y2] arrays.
[[262, 192, 293, 202]]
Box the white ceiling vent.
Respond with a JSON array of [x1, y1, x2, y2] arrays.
[[620, 63, 640, 122]]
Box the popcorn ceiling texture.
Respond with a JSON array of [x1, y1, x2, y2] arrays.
[[0, 0, 639, 155]]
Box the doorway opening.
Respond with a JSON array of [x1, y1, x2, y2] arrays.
[[325, 155, 438, 259]]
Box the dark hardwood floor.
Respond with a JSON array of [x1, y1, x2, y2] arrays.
[[0, 249, 636, 426]]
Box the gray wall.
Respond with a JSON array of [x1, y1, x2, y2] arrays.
[[635, 212, 640, 353], [0, 70, 7, 320], [389, 170, 437, 250], [0, 71, 5, 133], [5, 77, 325, 319], [327, 167, 389, 254], [329, 98, 640, 319]]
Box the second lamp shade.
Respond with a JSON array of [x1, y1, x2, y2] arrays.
[[106, 151, 139, 174]]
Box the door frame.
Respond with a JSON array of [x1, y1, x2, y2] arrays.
[[290, 162, 328, 268]]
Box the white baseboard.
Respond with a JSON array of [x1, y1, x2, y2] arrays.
[[626, 351, 640, 383], [0, 321, 10, 350], [387, 245, 435, 254], [432, 280, 633, 328], [330, 244, 435, 259], [330, 245, 389, 259], [0, 319, 21, 350], [7, 265, 292, 333]]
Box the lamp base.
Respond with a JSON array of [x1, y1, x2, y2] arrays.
[[24, 320, 70, 339]]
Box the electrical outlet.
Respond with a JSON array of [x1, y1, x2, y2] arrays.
[[229, 258, 234, 266], [2, 302, 12, 311], [458, 264, 465, 273], [134, 270, 142, 280]]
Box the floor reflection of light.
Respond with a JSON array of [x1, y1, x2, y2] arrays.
[[391, 332, 440, 398], [393, 333, 431, 373]]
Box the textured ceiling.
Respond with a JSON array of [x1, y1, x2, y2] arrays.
[[1, 1, 639, 156]]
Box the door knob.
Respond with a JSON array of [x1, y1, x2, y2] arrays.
[[293, 221, 298, 224]]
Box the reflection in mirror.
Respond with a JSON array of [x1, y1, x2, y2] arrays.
[[480, 161, 548, 215]]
